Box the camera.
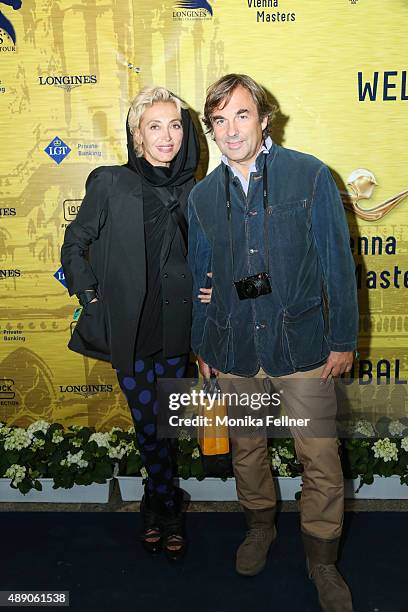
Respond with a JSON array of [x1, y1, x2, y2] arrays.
[[234, 272, 271, 300]]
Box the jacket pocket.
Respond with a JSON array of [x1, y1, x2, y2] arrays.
[[201, 305, 233, 373], [283, 297, 329, 369], [268, 198, 309, 216], [69, 300, 110, 355]]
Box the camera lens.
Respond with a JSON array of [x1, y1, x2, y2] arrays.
[[244, 281, 259, 298]]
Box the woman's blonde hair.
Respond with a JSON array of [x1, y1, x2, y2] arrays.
[[128, 86, 187, 156]]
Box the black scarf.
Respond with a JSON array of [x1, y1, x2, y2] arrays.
[[125, 105, 200, 188]]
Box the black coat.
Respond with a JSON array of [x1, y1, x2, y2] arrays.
[[61, 165, 194, 377]]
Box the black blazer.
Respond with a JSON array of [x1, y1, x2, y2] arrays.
[[61, 165, 194, 377]]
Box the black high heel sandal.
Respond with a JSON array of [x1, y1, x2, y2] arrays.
[[140, 494, 162, 555], [161, 489, 187, 561], [162, 528, 187, 561]]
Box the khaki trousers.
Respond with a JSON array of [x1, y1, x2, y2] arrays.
[[220, 365, 344, 540]]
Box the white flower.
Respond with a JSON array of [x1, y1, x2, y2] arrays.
[[4, 428, 33, 451], [107, 442, 128, 460], [0, 426, 11, 438], [372, 438, 398, 462], [191, 447, 200, 459], [108, 447, 126, 460], [52, 431, 64, 444], [71, 438, 82, 447], [401, 437, 408, 452], [277, 446, 294, 459], [140, 467, 148, 479], [89, 432, 111, 448], [388, 420, 405, 438], [270, 450, 281, 470], [5, 464, 26, 486], [60, 450, 88, 469], [31, 437, 45, 450], [178, 429, 191, 442], [354, 420, 375, 437], [127, 426, 135, 434], [27, 420, 51, 435], [278, 463, 291, 477]]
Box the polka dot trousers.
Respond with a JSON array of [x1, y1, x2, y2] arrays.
[[116, 351, 189, 510]]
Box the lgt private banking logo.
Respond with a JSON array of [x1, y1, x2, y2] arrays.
[[44, 137, 71, 165], [54, 266, 67, 288], [173, 0, 213, 21]]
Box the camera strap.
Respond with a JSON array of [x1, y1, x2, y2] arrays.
[[224, 161, 270, 282]]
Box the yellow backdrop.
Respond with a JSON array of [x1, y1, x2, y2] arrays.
[[1, 0, 407, 430]]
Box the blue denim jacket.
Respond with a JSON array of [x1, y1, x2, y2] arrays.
[[187, 142, 358, 376]]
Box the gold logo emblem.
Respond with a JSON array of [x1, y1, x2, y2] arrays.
[[341, 168, 408, 221]]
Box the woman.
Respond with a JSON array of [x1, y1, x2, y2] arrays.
[[61, 87, 211, 561]]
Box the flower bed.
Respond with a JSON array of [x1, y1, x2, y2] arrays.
[[0, 421, 122, 494], [0, 417, 407, 498]]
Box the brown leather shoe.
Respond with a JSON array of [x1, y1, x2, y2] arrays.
[[303, 532, 354, 612], [236, 507, 277, 576]]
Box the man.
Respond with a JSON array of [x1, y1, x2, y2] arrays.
[[188, 74, 358, 611]]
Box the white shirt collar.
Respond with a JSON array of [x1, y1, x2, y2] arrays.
[[221, 136, 273, 170], [221, 136, 273, 194]]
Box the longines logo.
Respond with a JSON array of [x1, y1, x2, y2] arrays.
[[0, 207, 16, 216], [59, 384, 113, 398], [0, 269, 20, 279], [173, 0, 213, 21], [0, 0, 21, 50], [38, 75, 97, 92], [63, 199, 82, 222]]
